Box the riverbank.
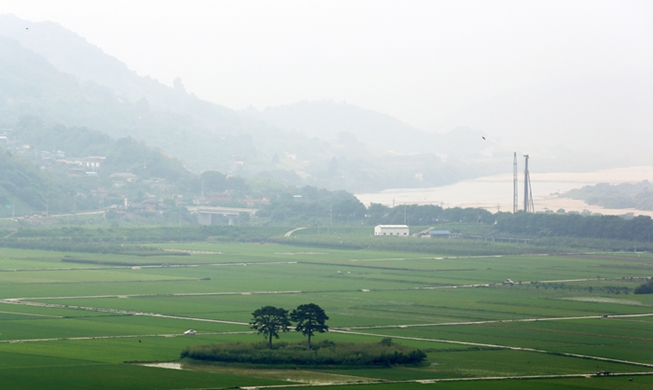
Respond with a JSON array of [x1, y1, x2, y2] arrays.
[[356, 166, 653, 216]]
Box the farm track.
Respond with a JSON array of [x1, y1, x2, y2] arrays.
[[3, 295, 653, 384], [5, 293, 653, 331], [0, 258, 638, 290], [0, 260, 298, 273], [0, 275, 634, 302], [333, 312, 653, 330], [4, 295, 653, 368], [0, 290, 303, 301], [0, 331, 255, 344], [3, 285, 653, 331], [332, 330, 653, 368], [239, 371, 653, 389]]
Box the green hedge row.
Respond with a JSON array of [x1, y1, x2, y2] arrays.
[[181, 340, 426, 366]]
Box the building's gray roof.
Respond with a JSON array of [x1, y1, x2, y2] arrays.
[[375, 225, 409, 228]]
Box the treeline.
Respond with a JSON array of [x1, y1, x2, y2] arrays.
[[495, 213, 653, 242], [7, 226, 287, 242], [255, 187, 366, 225], [367, 204, 494, 225], [0, 148, 68, 213], [257, 196, 495, 226], [0, 226, 289, 254], [181, 339, 427, 367], [0, 238, 165, 255]]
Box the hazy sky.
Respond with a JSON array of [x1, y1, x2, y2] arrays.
[[2, 0, 652, 131]]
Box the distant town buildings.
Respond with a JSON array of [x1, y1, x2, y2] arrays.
[[110, 173, 137, 183], [77, 156, 105, 169]]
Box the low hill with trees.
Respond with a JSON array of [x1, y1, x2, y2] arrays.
[[0, 15, 521, 192], [562, 181, 653, 211], [184, 304, 425, 366]]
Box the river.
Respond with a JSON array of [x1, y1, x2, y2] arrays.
[[355, 166, 653, 216]]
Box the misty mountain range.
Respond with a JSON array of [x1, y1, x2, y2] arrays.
[[0, 14, 648, 193]]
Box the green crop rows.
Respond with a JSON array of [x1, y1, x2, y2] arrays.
[[0, 240, 652, 389]]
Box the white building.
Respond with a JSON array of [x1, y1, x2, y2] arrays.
[[374, 225, 410, 236]]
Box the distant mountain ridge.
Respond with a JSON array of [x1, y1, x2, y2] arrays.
[[0, 14, 562, 193], [247, 100, 431, 154], [0, 14, 238, 127]]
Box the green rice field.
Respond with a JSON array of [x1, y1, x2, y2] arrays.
[[0, 239, 652, 389]]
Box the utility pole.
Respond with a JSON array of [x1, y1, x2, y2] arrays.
[[513, 152, 518, 213], [523, 155, 534, 213], [329, 204, 332, 227]]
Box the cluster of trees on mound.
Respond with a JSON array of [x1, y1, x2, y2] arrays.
[[180, 338, 427, 367], [250, 304, 329, 348], [182, 303, 427, 366]]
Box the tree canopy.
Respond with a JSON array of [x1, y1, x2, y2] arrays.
[[291, 303, 329, 348], [250, 306, 291, 348]]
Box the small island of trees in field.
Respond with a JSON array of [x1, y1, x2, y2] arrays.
[[180, 303, 427, 367]]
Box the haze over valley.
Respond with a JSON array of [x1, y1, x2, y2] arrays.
[[3, 4, 653, 390], [0, 2, 652, 213]]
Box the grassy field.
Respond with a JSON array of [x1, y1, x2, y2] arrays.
[[0, 236, 652, 389]]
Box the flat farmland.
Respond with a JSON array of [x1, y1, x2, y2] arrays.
[[0, 240, 652, 389]]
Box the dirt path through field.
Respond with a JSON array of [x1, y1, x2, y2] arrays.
[[3, 295, 653, 384], [0, 331, 255, 344], [334, 312, 653, 330], [332, 329, 653, 369], [0, 298, 250, 326], [240, 371, 653, 389], [0, 260, 298, 273]]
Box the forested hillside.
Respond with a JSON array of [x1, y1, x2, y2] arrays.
[[0, 15, 516, 192], [0, 148, 66, 215], [14, 117, 193, 182]]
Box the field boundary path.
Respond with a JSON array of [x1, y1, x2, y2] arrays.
[[0, 331, 255, 344], [334, 312, 653, 330], [4, 294, 653, 370], [239, 371, 653, 389], [333, 330, 653, 368]]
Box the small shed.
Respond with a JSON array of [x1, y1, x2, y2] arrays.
[[374, 225, 409, 236]]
